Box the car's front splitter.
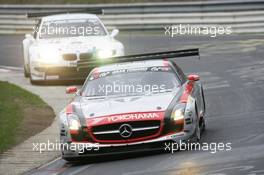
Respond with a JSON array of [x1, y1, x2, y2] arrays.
[[62, 130, 195, 158]]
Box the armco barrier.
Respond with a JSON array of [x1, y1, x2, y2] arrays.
[[0, 0, 263, 34]]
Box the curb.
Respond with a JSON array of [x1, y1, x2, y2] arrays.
[[0, 68, 71, 175]]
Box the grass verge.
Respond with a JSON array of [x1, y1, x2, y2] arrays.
[[0, 81, 55, 153]]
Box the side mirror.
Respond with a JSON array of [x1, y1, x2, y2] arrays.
[[110, 29, 119, 38], [66, 86, 78, 94], [188, 74, 200, 81]]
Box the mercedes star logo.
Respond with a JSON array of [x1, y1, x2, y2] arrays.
[[119, 124, 133, 138]]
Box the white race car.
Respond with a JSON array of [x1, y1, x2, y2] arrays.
[[22, 13, 124, 84]]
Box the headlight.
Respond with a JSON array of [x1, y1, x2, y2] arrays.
[[67, 114, 81, 131], [37, 47, 61, 64], [172, 109, 185, 121], [171, 104, 186, 125], [96, 49, 115, 59]]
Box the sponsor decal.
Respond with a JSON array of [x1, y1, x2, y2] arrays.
[[88, 66, 172, 81], [107, 112, 160, 122], [46, 75, 59, 80], [180, 82, 194, 103], [87, 111, 164, 126]]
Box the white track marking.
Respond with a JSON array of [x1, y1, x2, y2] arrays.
[[227, 60, 264, 86], [0, 68, 10, 72], [0, 65, 23, 71], [192, 72, 230, 90], [37, 157, 61, 170], [67, 164, 94, 175]]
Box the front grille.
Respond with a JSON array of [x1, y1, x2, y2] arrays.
[[63, 54, 77, 61], [91, 121, 161, 143]]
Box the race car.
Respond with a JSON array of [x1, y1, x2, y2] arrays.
[[59, 49, 206, 161], [22, 13, 124, 84]]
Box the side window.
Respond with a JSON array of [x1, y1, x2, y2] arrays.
[[33, 19, 41, 39], [172, 62, 187, 84]]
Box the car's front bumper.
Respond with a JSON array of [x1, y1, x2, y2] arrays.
[[30, 65, 90, 81], [61, 130, 195, 158]]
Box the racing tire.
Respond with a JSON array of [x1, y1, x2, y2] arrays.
[[201, 117, 206, 133], [189, 109, 201, 143], [194, 103, 201, 142], [195, 120, 201, 142], [24, 65, 29, 78]]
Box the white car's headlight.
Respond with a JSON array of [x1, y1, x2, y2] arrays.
[[37, 48, 61, 64], [96, 49, 115, 59]]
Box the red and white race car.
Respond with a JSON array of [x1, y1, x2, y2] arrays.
[[59, 49, 206, 161]]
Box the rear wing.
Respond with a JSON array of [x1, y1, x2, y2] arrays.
[[27, 8, 104, 18], [77, 48, 199, 70]]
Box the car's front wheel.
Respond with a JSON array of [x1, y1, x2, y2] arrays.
[[201, 117, 206, 132], [24, 64, 29, 78], [195, 121, 201, 141], [190, 110, 202, 143]]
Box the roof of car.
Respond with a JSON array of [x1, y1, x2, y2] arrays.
[[92, 60, 171, 73], [42, 13, 99, 21]]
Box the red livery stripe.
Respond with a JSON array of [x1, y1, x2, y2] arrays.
[[180, 82, 194, 103], [86, 111, 165, 126], [66, 104, 73, 114]]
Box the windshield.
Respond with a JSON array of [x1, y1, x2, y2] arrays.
[[82, 66, 180, 98], [39, 18, 106, 39]]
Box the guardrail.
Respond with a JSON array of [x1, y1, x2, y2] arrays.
[[0, 0, 264, 34]]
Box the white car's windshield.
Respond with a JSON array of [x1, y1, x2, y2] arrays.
[[82, 66, 180, 98], [39, 18, 106, 39]]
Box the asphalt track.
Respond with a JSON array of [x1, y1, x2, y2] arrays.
[[1, 32, 264, 175]]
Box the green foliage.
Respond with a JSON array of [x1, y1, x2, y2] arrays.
[[0, 81, 47, 153]]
